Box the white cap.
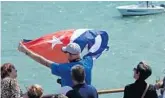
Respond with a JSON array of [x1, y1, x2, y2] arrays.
[[62, 43, 81, 54]]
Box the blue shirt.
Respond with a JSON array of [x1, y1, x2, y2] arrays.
[[66, 83, 98, 98], [50, 56, 93, 87]]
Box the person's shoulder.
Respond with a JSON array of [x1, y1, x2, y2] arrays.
[[1, 77, 11, 87], [125, 83, 135, 90], [66, 89, 75, 95], [1, 77, 18, 90], [58, 86, 73, 95], [85, 84, 97, 92], [125, 83, 134, 87], [1, 77, 16, 83], [66, 89, 82, 98], [2, 77, 12, 80], [87, 85, 96, 89]]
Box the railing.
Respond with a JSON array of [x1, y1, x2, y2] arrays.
[[98, 88, 124, 95], [42, 88, 124, 98]]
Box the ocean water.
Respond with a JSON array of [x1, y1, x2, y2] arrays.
[[1, 1, 165, 98]]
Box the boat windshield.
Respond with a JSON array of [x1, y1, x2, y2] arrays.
[[138, 1, 153, 7]]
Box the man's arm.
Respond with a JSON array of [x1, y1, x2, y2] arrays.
[[18, 42, 53, 68], [83, 56, 93, 68]]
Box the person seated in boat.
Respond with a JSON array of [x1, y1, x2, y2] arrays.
[[22, 84, 43, 98], [1, 63, 23, 98], [155, 76, 165, 98], [58, 65, 98, 98], [123, 61, 158, 98], [18, 42, 94, 87]]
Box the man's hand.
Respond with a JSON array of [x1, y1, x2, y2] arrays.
[[18, 42, 28, 54], [18, 41, 53, 68]]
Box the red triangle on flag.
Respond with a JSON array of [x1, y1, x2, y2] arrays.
[[22, 29, 75, 63]]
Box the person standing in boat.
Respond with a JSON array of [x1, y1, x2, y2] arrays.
[[123, 61, 158, 98], [18, 42, 93, 87], [146, 1, 149, 7], [138, 1, 152, 8]]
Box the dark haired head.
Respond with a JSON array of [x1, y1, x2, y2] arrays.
[[71, 65, 85, 83], [136, 61, 152, 80], [1, 63, 15, 79]]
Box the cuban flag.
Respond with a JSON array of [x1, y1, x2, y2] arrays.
[[21, 29, 109, 63]]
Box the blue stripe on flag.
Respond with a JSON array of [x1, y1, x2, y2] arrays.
[[85, 30, 109, 58], [73, 29, 109, 59]]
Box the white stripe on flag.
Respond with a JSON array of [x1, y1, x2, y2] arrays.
[[89, 35, 102, 53], [70, 29, 90, 42]]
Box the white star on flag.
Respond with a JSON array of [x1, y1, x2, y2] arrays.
[[47, 36, 63, 49]]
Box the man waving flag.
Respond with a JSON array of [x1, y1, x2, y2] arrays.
[[18, 29, 109, 86], [21, 29, 109, 63]]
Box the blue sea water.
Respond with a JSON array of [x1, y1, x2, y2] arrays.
[[1, 1, 165, 98]]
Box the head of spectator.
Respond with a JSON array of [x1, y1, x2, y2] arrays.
[[62, 43, 81, 62], [133, 61, 152, 81], [71, 65, 85, 85], [1, 63, 17, 79], [1, 63, 22, 98], [23, 84, 43, 98]]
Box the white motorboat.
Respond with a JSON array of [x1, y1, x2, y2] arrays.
[[116, 2, 165, 16]]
